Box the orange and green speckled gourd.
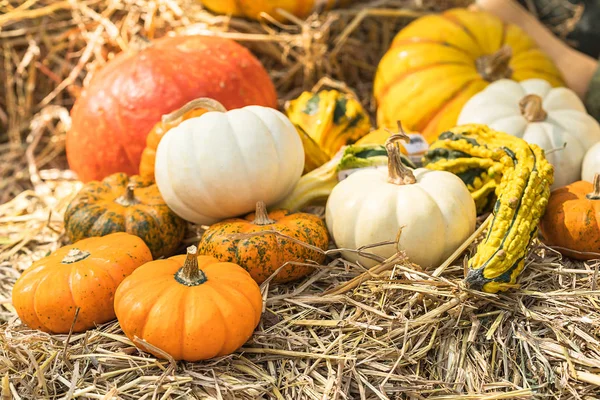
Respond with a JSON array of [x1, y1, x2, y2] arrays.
[[198, 201, 329, 284], [64, 172, 186, 259], [424, 124, 554, 293]]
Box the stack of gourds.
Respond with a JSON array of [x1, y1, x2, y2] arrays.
[[12, 5, 600, 364]]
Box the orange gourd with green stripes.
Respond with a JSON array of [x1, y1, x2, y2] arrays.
[[374, 8, 564, 143]]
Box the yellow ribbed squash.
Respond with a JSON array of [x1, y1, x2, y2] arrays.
[[374, 8, 564, 143], [201, 0, 353, 21]]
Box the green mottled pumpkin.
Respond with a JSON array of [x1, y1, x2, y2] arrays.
[[197, 201, 329, 284], [64, 173, 186, 259]]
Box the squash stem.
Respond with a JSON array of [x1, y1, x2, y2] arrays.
[[519, 94, 547, 122], [162, 98, 227, 125], [476, 45, 513, 82], [385, 122, 416, 185], [115, 184, 140, 206], [587, 174, 600, 200], [61, 248, 91, 264], [253, 201, 276, 225], [175, 245, 207, 286]]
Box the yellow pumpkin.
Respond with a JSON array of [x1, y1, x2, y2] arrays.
[[286, 90, 371, 173], [202, 0, 354, 21], [374, 8, 564, 143]]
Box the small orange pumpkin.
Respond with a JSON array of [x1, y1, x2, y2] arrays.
[[12, 233, 152, 334], [198, 201, 329, 284], [114, 246, 262, 361], [539, 173, 600, 260], [139, 98, 218, 180]]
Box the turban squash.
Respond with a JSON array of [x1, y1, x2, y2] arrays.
[[12, 233, 152, 334], [374, 8, 564, 143], [67, 35, 277, 182]]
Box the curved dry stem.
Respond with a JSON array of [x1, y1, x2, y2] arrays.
[[384, 122, 416, 185], [519, 94, 547, 122], [161, 98, 226, 125]]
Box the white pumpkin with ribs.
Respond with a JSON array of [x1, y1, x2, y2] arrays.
[[325, 128, 476, 268], [458, 78, 600, 188]]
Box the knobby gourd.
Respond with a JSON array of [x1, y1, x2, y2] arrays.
[[374, 8, 564, 142], [423, 124, 554, 293], [114, 245, 262, 361], [198, 201, 329, 284], [286, 90, 371, 173], [64, 173, 186, 259], [12, 233, 152, 334], [539, 174, 600, 261]]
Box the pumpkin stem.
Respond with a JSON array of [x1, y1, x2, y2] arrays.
[[384, 122, 417, 186], [587, 174, 600, 200], [162, 98, 227, 125], [252, 201, 276, 225], [175, 245, 207, 286], [61, 248, 91, 264], [115, 183, 140, 206], [519, 94, 547, 122], [476, 45, 513, 82]]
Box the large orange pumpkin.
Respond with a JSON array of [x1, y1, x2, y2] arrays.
[[374, 8, 564, 143], [114, 246, 262, 361], [12, 233, 152, 334], [67, 35, 277, 182], [539, 174, 600, 261]]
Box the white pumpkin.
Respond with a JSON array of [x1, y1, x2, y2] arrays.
[[325, 134, 476, 268], [155, 99, 305, 225], [457, 79, 600, 189], [582, 142, 600, 183]]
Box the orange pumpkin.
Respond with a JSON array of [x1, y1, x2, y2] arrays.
[[139, 98, 219, 180], [67, 35, 277, 182], [12, 233, 152, 334], [198, 201, 329, 284], [114, 246, 262, 361], [539, 174, 600, 260]]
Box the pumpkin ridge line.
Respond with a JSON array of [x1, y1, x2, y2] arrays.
[[22, 268, 48, 332]]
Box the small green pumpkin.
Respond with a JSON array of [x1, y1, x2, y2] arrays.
[[64, 173, 186, 259]]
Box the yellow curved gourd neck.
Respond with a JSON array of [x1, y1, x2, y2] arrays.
[[114, 184, 140, 207], [587, 174, 600, 200], [175, 246, 208, 286], [161, 98, 227, 125], [476, 45, 513, 82], [61, 248, 91, 264]]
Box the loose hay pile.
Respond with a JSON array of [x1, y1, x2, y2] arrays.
[[1, 0, 600, 399]]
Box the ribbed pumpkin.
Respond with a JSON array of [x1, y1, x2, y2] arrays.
[[374, 8, 564, 143], [114, 246, 262, 361], [539, 174, 600, 261], [139, 99, 215, 180], [67, 35, 277, 182], [198, 201, 329, 284], [286, 90, 371, 173], [201, 0, 354, 21], [12, 233, 152, 334], [64, 173, 186, 259]]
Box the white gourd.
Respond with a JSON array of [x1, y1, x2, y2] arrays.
[[458, 79, 600, 189], [155, 99, 305, 225], [325, 132, 476, 268], [582, 142, 600, 183]]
